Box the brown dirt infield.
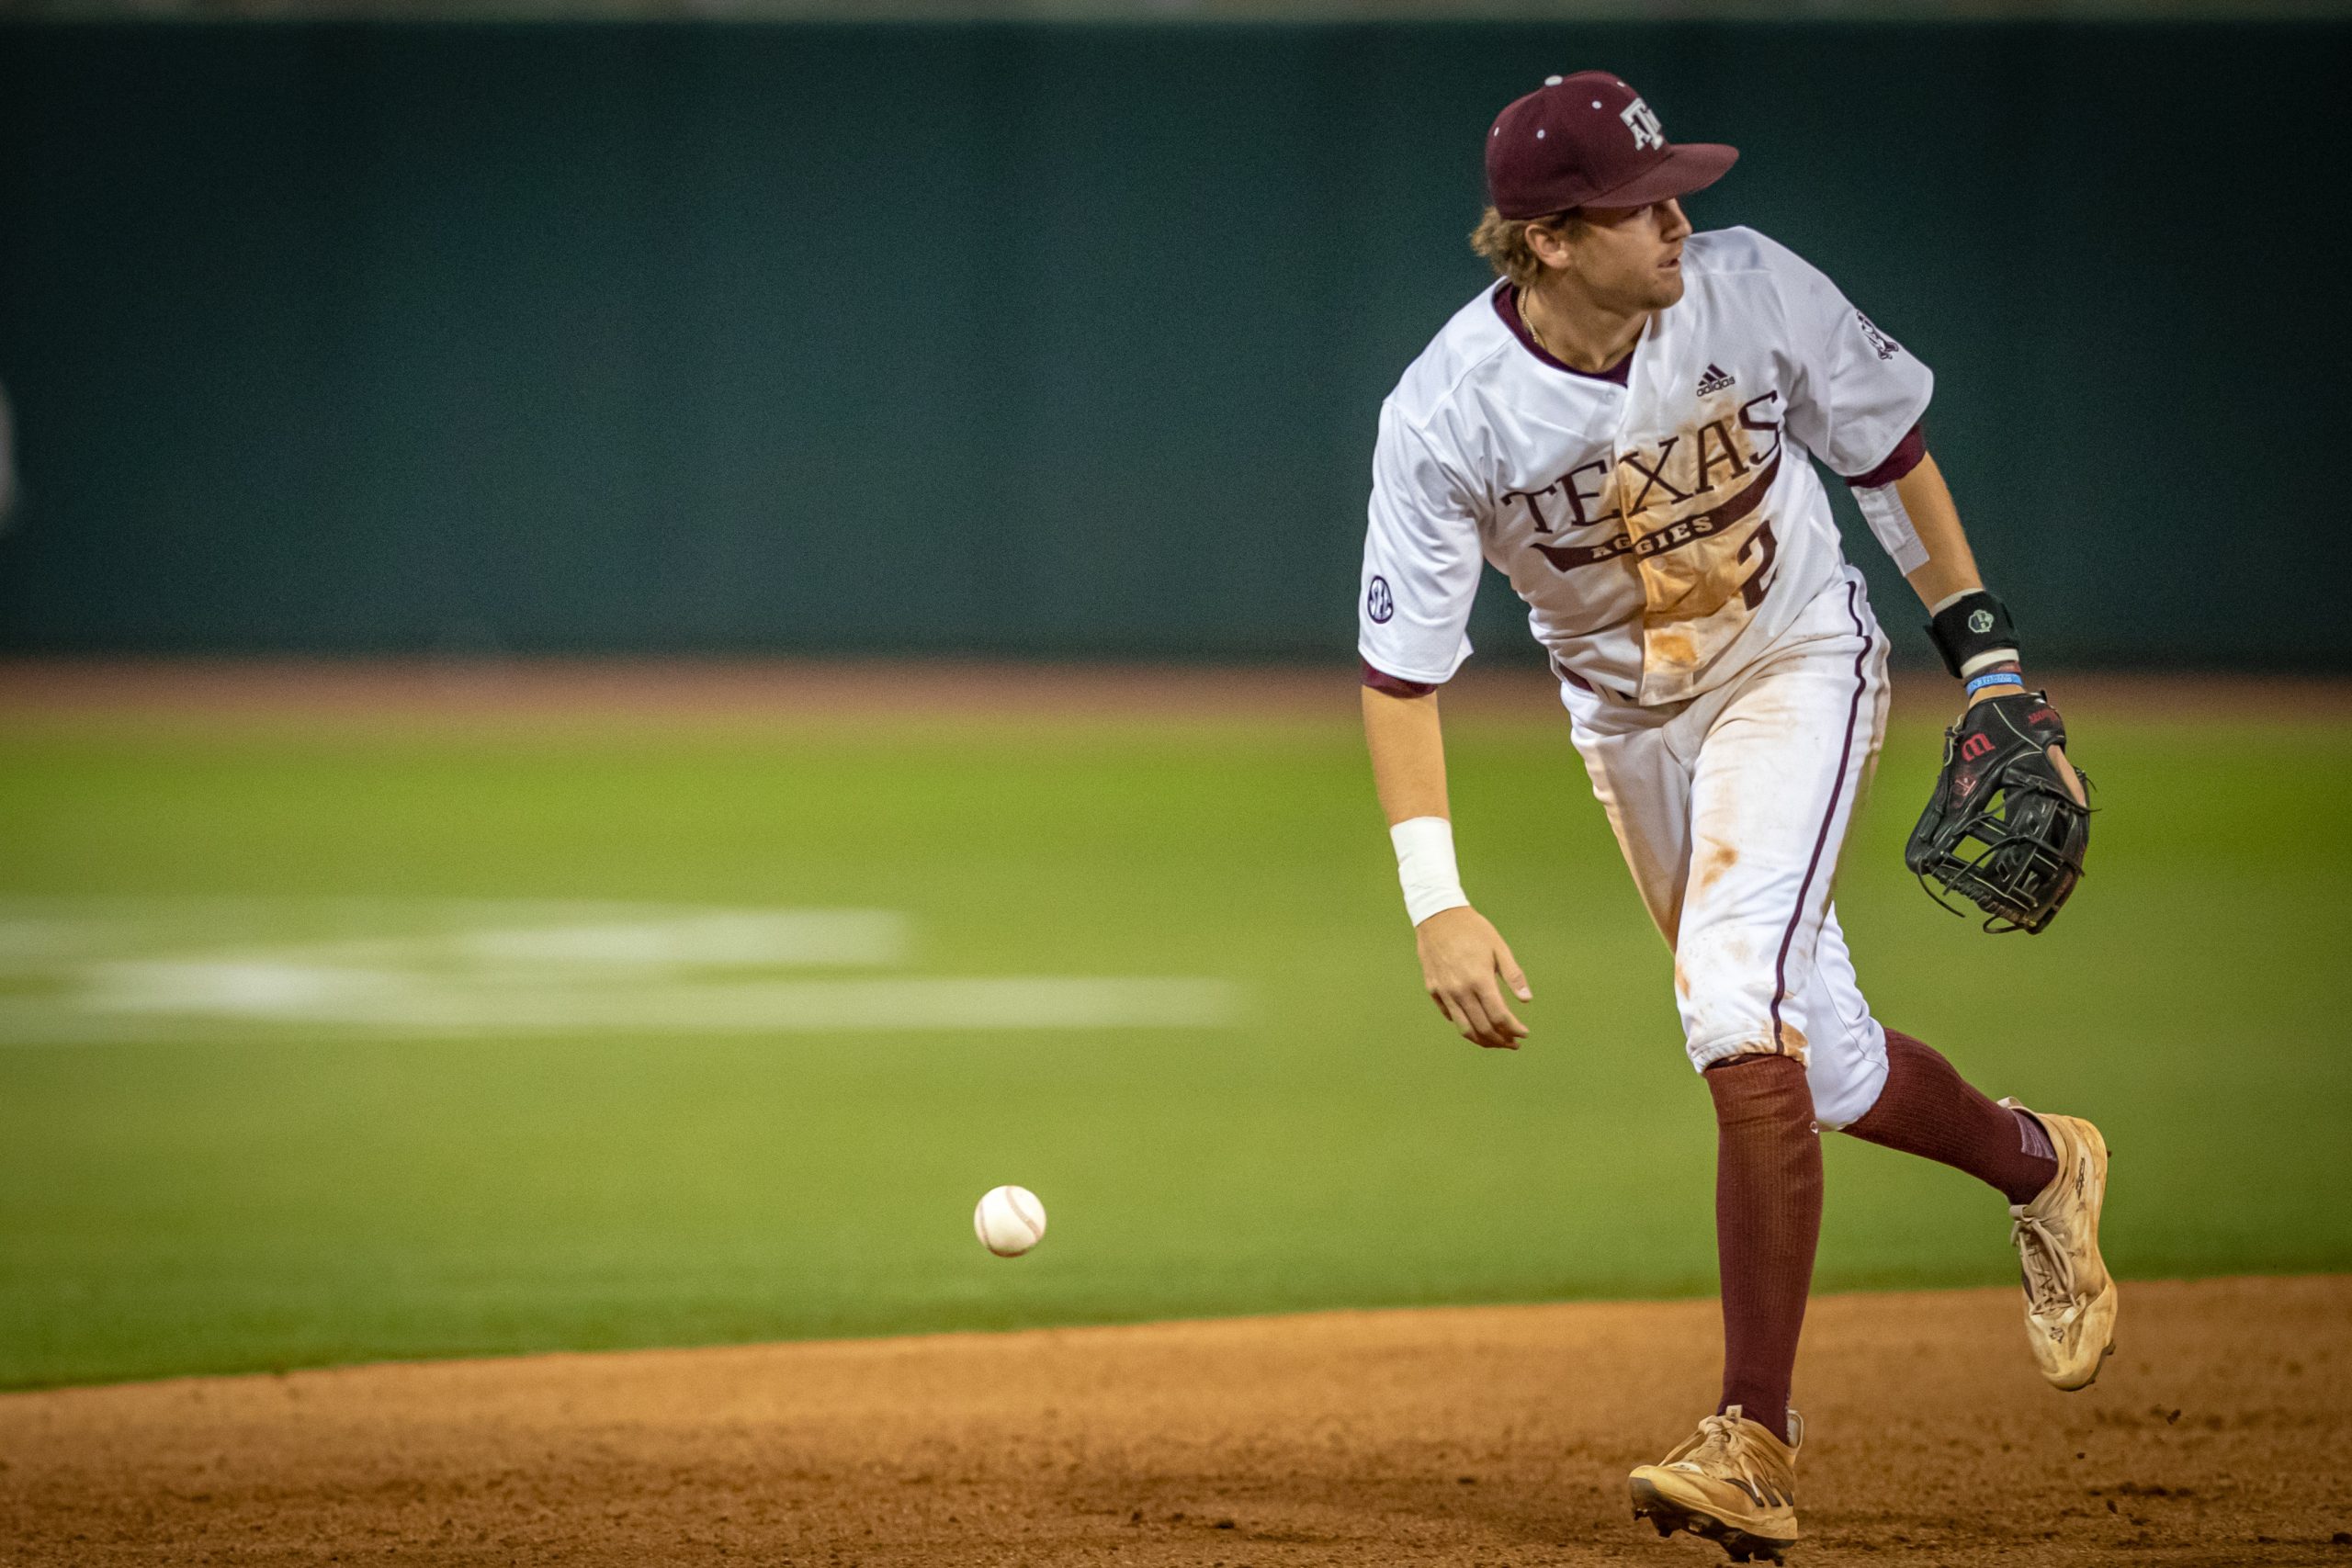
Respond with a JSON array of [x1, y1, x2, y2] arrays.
[[3, 1279, 2346, 1567]]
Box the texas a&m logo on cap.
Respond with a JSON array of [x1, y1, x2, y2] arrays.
[[1620, 96, 1665, 151]]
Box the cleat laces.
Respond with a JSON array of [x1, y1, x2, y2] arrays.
[[2011, 1210, 2086, 1328], [1668, 1411, 1789, 1506]]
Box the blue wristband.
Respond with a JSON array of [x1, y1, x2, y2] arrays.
[[1964, 671, 2025, 698]]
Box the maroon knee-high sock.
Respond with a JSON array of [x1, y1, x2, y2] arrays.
[[1843, 1030, 2057, 1206], [1706, 1055, 1822, 1442]]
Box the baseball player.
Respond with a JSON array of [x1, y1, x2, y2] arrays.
[[1357, 72, 2109, 1562]]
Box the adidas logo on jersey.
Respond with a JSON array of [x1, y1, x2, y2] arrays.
[[1696, 363, 1736, 396]]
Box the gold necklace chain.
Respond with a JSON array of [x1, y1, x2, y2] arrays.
[[1520, 287, 1568, 363], [1521, 286, 1644, 375]]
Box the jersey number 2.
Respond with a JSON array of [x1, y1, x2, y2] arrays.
[[1736, 519, 1780, 611]]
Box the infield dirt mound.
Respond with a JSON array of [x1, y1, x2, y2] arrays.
[[4, 1279, 2347, 1566]]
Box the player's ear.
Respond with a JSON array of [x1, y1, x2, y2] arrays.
[[1524, 216, 1579, 270]]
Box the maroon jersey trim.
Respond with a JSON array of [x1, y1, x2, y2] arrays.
[[1361, 658, 1439, 698], [1492, 284, 1634, 387], [1843, 423, 1927, 489]]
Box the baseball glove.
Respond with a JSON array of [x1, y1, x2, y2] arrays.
[[1905, 691, 2090, 934]]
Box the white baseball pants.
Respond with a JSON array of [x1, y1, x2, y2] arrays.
[[1562, 567, 1893, 1129]]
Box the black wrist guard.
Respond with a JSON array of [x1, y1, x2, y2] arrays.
[[1926, 590, 2018, 680]]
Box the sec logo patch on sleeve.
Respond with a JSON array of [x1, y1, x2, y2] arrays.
[[1367, 576, 1396, 623]]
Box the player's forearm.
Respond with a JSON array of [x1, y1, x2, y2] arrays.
[[1892, 454, 1986, 613], [1363, 684, 1476, 929], [1362, 685, 1452, 826], [1886, 454, 2040, 709]]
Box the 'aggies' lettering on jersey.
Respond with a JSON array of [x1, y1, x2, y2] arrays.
[[1532, 451, 1781, 573]]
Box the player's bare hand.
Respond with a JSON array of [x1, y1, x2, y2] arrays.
[[2048, 742, 2086, 805], [1414, 905, 1532, 1049]]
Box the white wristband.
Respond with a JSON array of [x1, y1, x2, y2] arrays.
[[1390, 816, 1471, 928], [1959, 647, 2021, 678]]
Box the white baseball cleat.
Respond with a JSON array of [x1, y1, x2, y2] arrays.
[[2002, 1100, 2118, 1391]]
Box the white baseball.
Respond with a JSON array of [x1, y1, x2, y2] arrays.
[[973, 1184, 1047, 1257]]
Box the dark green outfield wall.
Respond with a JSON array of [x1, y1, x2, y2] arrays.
[[1, 22, 2346, 664]]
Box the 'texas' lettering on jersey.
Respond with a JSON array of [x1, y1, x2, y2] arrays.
[[1498, 389, 1783, 547], [1528, 448, 1781, 572]]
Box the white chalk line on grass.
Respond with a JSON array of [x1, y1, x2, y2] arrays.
[[0, 900, 910, 967], [82, 966, 1236, 1033], [0, 898, 1237, 1043]]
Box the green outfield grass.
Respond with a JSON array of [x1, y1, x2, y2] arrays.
[[1, 688, 2346, 1390]]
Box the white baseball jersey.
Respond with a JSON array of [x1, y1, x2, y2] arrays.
[[1358, 226, 1932, 707]]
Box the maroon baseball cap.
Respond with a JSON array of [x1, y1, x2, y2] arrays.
[[1486, 71, 1738, 220]]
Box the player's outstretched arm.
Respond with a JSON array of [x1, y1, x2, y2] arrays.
[[1362, 685, 1533, 1050]]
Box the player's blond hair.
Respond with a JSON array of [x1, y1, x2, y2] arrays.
[[1469, 206, 1588, 289]]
